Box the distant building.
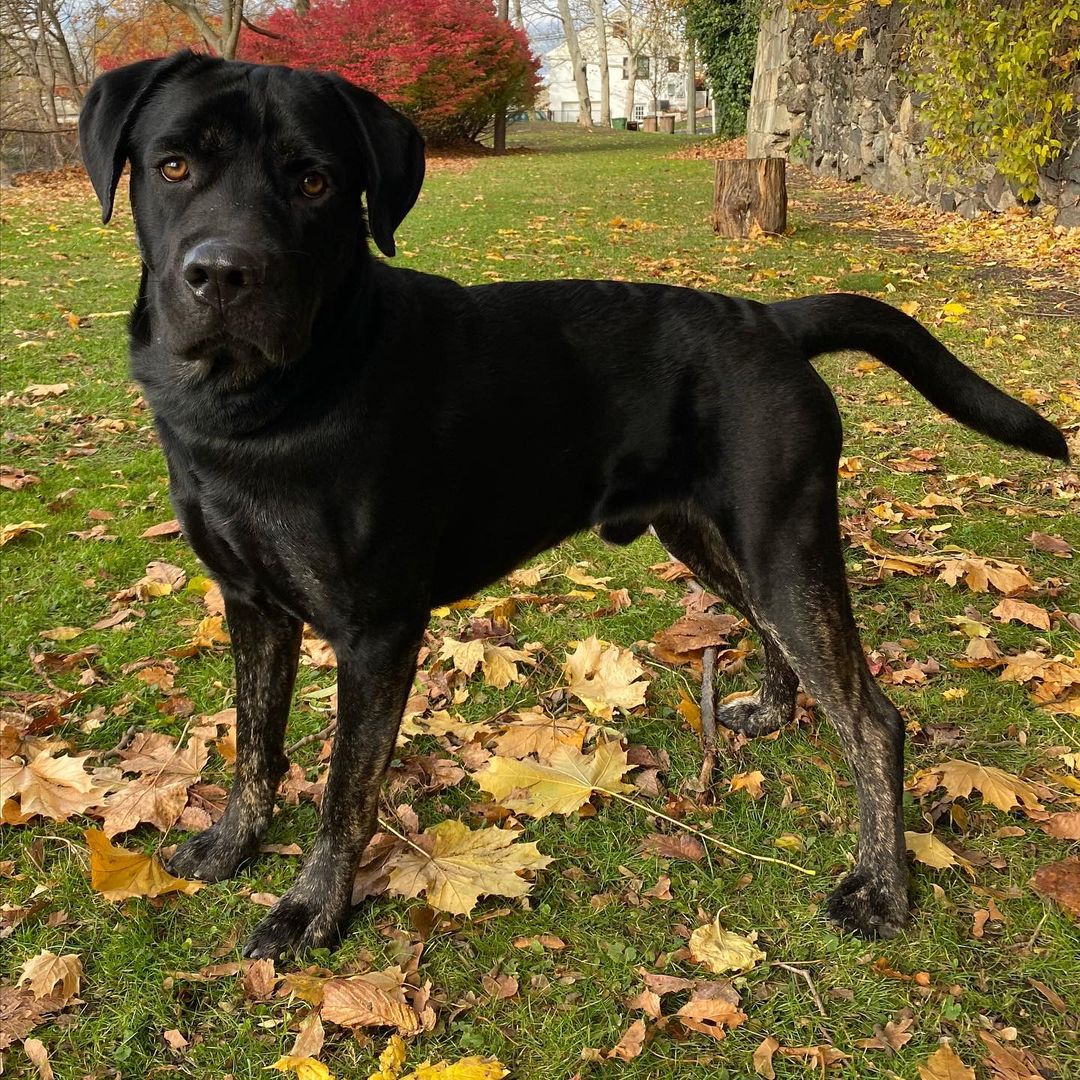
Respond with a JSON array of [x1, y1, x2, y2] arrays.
[[545, 22, 707, 125]]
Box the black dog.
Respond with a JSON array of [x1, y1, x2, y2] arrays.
[[79, 52, 1068, 959]]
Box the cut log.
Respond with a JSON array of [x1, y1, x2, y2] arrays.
[[713, 158, 787, 238]]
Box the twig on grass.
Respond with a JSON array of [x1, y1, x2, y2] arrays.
[[287, 722, 337, 756], [772, 960, 827, 1017], [697, 644, 718, 793]]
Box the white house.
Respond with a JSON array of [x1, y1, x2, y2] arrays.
[[545, 22, 706, 125]]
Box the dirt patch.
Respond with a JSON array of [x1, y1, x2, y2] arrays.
[[669, 137, 747, 162], [4, 164, 94, 206]]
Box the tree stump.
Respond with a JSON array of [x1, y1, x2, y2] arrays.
[[713, 158, 787, 238]]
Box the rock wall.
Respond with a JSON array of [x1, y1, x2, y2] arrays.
[[746, 1, 1080, 226]]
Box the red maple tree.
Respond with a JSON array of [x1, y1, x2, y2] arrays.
[[242, 0, 540, 143]]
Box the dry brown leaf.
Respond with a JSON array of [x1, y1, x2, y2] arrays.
[[492, 707, 591, 762], [606, 1018, 647, 1061], [562, 636, 649, 719], [0, 750, 113, 822], [23, 1038, 55, 1080], [475, 741, 633, 818], [918, 1043, 976, 1080], [321, 973, 421, 1034], [639, 832, 705, 862], [978, 1032, 1044, 1080], [855, 1011, 915, 1051], [243, 957, 278, 1000], [141, 519, 182, 539], [439, 638, 534, 689], [386, 819, 551, 914], [937, 555, 1035, 596], [17, 951, 82, 1004], [651, 611, 742, 665], [1030, 857, 1080, 918], [676, 984, 746, 1041], [990, 598, 1051, 631], [1041, 812, 1080, 840], [288, 1011, 325, 1060], [0, 521, 48, 546], [163, 1028, 189, 1051], [753, 1035, 780, 1078], [85, 828, 203, 900], [1028, 531, 1072, 557], [688, 916, 765, 974], [777, 1045, 850, 1073]]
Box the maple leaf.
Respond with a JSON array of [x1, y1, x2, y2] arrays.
[[905, 830, 975, 874], [0, 520, 48, 546], [562, 636, 649, 719], [400, 1057, 510, 1080], [931, 759, 1044, 813], [17, 951, 82, 1004], [271, 1058, 333, 1080], [475, 741, 633, 818], [95, 733, 208, 837], [729, 770, 766, 798], [491, 707, 591, 762], [688, 916, 765, 974], [937, 555, 1034, 596], [777, 1045, 850, 1073], [190, 615, 230, 648], [386, 820, 552, 914], [651, 611, 742, 665], [563, 565, 611, 589], [85, 828, 203, 900], [918, 1043, 975, 1080], [440, 638, 534, 689], [0, 750, 113, 822]]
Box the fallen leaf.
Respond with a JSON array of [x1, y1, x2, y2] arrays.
[[927, 759, 1044, 813], [492, 707, 591, 762], [163, 1028, 189, 1051], [0, 521, 48, 546], [1041, 812, 1080, 840], [918, 1043, 975, 1080], [562, 636, 649, 719], [190, 615, 230, 649], [321, 973, 421, 1035], [400, 1056, 509, 1079], [937, 555, 1035, 596], [639, 832, 705, 862], [990, 598, 1051, 631], [651, 611, 742, 665], [729, 770, 766, 799], [476, 741, 633, 818], [753, 1034, 780, 1077], [23, 1038, 55, 1080], [855, 1011, 915, 1051], [0, 750, 113, 822], [17, 951, 82, 1004], [141, 519, 182, 539], [85, 828, 203, 900], [778, 1045, 850, 1074], [564, 566, 611, 589], [270, 1057, 333, 1080], [905, 830, 974, 874], [387, 819, 552, 914], [688, 916, 765, 974], [1028, 531, 1072, 557], [676, 984, 746, 1041], [440, 638, 534, 689], [606, 1018, 647, 1061], [1030, 857, 1080, 917]]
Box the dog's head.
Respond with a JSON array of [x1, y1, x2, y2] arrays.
[[79, 52, 424, 412]]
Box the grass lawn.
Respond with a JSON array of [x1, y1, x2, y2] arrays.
[[2, 123, 1078, 1080]]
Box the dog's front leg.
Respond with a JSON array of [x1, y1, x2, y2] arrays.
[[168, 593, 302, 882], [243, 617, 424, 959]]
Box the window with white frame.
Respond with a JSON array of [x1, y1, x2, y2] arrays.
[[633, 103, 646, 121]]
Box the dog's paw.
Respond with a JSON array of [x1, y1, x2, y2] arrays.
[[715, 695, 791, 738], [166, 824, 255, 883], [243, 894, 346, 960], [825, 870, 910, 939]]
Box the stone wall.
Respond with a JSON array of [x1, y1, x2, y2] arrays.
[[746, 1, 1080, 226]]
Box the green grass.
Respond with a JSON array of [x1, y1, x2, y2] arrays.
[[2, 124, 1078, 1080]]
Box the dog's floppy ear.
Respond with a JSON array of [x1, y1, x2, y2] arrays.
[[79, 51, 197, 224], [329, 77, 425, 257]]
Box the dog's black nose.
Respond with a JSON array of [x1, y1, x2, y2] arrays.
[[182, 242, 264, 309]]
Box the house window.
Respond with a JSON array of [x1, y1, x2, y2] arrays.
[[633, 104, 646, 121], [667, 57, 680, 73], [635, 56, 650, 78], [621, 57, 628, 80]]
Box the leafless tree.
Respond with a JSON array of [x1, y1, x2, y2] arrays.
[[160, 0, 245, 59], [555, 0, 593, 127], [587, 0, 610, 126]]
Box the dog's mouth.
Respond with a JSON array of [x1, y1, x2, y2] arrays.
[[180, 334, 282, 390]]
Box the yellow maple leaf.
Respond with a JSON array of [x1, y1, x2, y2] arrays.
[[321, 972, 420, 1035], [475, 741, 633, 818], [688, 916, 765, 974], [401, 1059, 509, 1080], [386, 819, 552, 915], [905, 831, 974, 874], [564, 566, 611, 589], [17, 950, 82, 1004], [562, 636, 648, 719], [932, 760, 1044, 813], [0, 520, 48, 546], [190, 615, 230, 648], [85, 828, 203, 900], [729, 770, 766, 799], [440, 638, 533, 689], [492, 707, 591, 762], [271, 1057, 334, 1080]]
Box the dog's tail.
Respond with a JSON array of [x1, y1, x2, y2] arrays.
[[769, 293, 1068, 461]]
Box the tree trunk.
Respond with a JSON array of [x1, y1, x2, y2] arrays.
[[589, 0, 610, 127], [624, 57, 638, 123], [493, 0, 509, 152], [685, 34, 695, 135], [556, 0, 593, 128], [713, 158, 787, 237]]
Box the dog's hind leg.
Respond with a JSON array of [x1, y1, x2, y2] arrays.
[[243, 612, 426, 959], [653, 508, 799, 737], [168, 594, 302, 882]]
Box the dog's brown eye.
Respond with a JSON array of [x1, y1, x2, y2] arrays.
[[300, 172, 327, 198], [160, 158, 189, 182]]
